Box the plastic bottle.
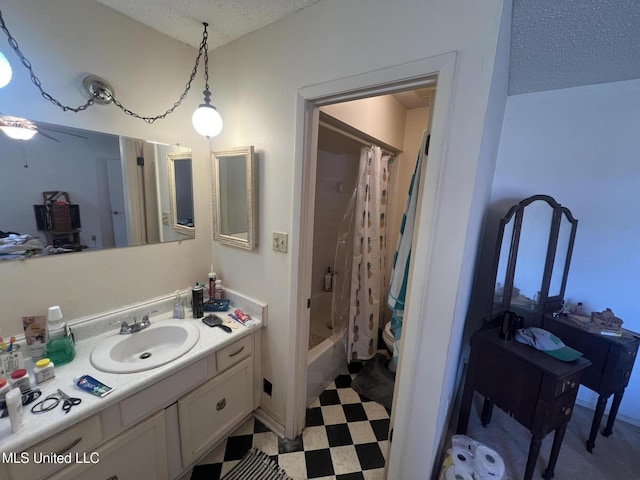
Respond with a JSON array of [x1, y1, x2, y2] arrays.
[[10, 368, 31, 393], [324, 267, 333, 292], [214, 280, 223, 299], [209, 267, 217, 299], [0, 378, 11, 403], [173, 291, 185, 319], [5, 388, 23, 433], [46, 306, 76, 366], [34, 358, 55, 385]]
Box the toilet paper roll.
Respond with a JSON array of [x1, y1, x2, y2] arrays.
[[474, 444, 506, 479], [444, 464, 474, 480], [451, 447, 475, 475]]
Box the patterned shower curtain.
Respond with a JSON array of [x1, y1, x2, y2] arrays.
[[347, 145, 391, 361]]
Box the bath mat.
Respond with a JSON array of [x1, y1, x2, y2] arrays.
[[221, 448, 292, 480], [351, 353, 395, 409]]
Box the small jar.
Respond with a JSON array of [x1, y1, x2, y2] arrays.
[[10, 369, 31, 393], [34, 358, 56, 385]]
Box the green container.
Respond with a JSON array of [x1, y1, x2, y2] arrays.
[[46, 336, 75, 366]]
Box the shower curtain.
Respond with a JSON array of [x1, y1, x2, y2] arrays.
[[347, 145, 391, 361]]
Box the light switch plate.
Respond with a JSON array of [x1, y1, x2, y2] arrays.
[[272, 232, 288, 253]]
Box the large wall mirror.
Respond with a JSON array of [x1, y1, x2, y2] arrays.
[[0, 119, 194, 260], [489, 194, 578, 327], [211, 146, 257, 250]]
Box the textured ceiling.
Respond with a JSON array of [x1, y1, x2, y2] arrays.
[[510, 0, 640, 94], [95, 0, 322, 50], [96, 0, 640, 95]]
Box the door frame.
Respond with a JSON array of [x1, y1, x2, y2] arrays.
[[288, 52, 457, 474]]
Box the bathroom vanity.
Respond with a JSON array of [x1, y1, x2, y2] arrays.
[[0, 291, 265, 480]]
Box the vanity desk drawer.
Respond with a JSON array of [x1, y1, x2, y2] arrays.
[[216, 334, 252, 372]]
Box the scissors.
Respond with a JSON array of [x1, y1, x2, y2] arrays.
[[31, 389, 81, 414]]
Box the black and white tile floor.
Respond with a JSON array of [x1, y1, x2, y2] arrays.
[[190, 362, 391, 480]]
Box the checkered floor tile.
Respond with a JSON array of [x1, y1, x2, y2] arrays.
[[190, 362, 391, 480]]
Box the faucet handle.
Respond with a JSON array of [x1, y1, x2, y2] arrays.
[[120, 320, 130, 334], [142, 314, 150, 325]]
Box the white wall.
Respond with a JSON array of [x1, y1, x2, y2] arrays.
[[322, 95, 407, 149], [205, 0, 508, 476], [312, 150, 359, 297], [0, 0, 212, 332], [491, 77, 640, 424]]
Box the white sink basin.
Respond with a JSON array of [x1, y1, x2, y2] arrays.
[[90, 320, 200, 373]]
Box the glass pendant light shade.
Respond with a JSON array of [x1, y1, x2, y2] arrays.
[[192, 103, 223, 138], [0, 51, 11, 88], [0, 126, 37, 140]]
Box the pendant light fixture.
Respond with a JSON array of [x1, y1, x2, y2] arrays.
[[192, 23, 223, 138], [0, 10, 222, 140], [0, 50, 11, 88]]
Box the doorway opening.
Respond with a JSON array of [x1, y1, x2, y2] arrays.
[[305, 88, 434, 405]]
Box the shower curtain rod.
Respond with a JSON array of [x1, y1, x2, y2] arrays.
[[319, 120, 399, 159]]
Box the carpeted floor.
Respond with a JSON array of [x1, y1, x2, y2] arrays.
[[464, 392, 640, 479]]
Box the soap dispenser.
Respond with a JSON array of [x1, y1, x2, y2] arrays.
[[46, 306, 75, 366]]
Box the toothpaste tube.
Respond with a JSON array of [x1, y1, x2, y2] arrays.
[[74, 375, 115, 397]]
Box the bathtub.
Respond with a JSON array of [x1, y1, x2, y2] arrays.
[[307, 291, 347, 405]]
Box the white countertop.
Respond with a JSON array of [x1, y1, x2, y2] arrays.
[[0, 309, 262, 454]]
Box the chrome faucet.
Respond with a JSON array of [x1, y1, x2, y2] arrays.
[[120, 314, 151, 334]]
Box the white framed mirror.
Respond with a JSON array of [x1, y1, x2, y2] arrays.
[[167, 152, 195, 237], [211, 146, 257, 250]]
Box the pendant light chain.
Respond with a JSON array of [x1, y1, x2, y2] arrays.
[[0, 9, 209, 124]]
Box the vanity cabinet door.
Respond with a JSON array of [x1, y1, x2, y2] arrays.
[[178, 356, 254, 466], [49, 410, 168, 480]]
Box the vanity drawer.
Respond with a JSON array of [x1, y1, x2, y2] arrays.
[[7, 414, 104, 480], [217, 335, 252, 372], [178, 356, 254, 466]]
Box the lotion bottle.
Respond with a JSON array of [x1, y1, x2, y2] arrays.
[[5, 388, 23, 433]]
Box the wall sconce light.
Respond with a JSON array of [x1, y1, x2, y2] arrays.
[[0, 51, 11, 88], [0, 11, 222, 140]]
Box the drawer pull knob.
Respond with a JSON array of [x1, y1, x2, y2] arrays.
[[563, 407, 572, 416], [55, 437, 82, 456], [229, 346, 245, 357], [217, 398, 227, 411]]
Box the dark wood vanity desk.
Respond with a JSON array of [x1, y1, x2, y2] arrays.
[[541, 314, 640, 452], [457, 328, 591, 480]]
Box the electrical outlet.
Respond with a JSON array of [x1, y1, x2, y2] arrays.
[[162, 212, 170, 226], [273, 232, 288, 253]]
